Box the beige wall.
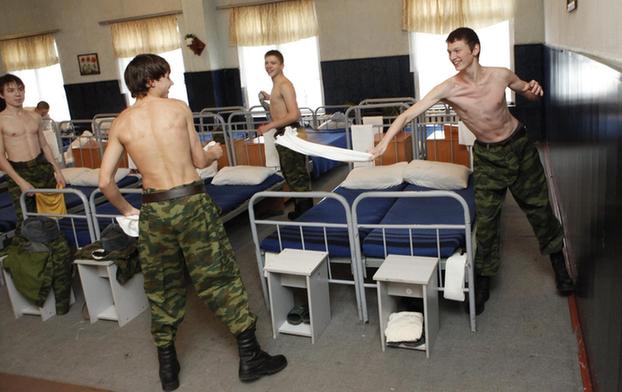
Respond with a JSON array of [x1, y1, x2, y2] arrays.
[[0, 0, 552, 83], [544, 0, 622, 66]]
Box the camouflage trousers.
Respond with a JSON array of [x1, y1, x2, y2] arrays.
[[6, 153, 57, 232], [275, 125, 311, 192], [138, 183, 256, 348], [473, 125, 564, 277]]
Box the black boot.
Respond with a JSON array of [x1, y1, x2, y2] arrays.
[[287, 198, 313, 220], [550, 251, 575, 295], [237, 326, 287, 382], [466, 275, 490, 315], [157, 344, 180, 391]]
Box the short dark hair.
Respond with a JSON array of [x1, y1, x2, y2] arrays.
[[446, 27, 481, 57], [264, 50, 284, 64], [36, 101, 50, 109], [124, 54, 171, 98], [0, 74, 25, 94]]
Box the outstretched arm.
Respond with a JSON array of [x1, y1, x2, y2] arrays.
[[370, 81, 449, 158], [508, 70, 543, 101]]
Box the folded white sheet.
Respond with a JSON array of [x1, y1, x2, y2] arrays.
[[275, 128, 373, 162]]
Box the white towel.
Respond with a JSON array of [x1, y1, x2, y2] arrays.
[[263, 129, 281, 169], [443, 252, 467, 301], [116, 214, 139, 237], [385, 311, 423, 343], [276, 128, 373, 163]]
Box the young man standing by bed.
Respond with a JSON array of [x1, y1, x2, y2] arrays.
[[99, 54, 287, 391], [257, 49, 313, 219], [371, 27, 574, 315], [0, 74, 66, 232]]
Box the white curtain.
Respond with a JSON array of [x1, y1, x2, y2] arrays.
[[229, 0, 318, 46], [0, 33, 58, 71], [111, 15, 180, 58], [402, 0, 514, 34]]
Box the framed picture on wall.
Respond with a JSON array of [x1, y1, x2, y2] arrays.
[[77, 53, 100, 76], [567, 0, 577, 12]]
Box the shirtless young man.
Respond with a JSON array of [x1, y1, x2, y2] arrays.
[[0, 74, 66, 231], [98, 54, 286, 391], [257, 50, 312, 219], [371, 27, 574, 315]]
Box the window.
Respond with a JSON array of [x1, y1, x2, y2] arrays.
[[238, 36, 323, 109], [118, 48, 189, 105], [12, 63, 71, 121], [410, 21, 512, 102]]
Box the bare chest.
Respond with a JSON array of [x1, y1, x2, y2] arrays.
[[0, 116, 39, 139]]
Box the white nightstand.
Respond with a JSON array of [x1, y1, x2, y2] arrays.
[[373, 254, 439, 358], [264, 249, 330, 344], [75, 258, 148, 327]]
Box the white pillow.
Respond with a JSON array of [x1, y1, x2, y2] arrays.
[[403, 160, 470, 190], [69, 168, 131, 186], [61, 167, 91, 184], [211, 165, 277, 186], [340, 162, 407, 189]]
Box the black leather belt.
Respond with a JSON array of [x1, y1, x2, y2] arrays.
[[475, 123, 526, 147], [142, 183, 205, 204], [9, 153, 46, 169]]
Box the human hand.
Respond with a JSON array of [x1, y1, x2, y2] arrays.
[[369, 142, 387, 159], [258, 91, 270, 101], [54, 171, 66, 188], [523, 80, 543, 96], [257, 124, 270, 135], [19, 180, 35, 196], [124, 207, 140, 217], [207, 143, 223, 160]]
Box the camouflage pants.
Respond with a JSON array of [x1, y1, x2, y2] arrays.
[[6, 154, 57, 232], [275, 126, 311, 192], [473, 125, 564, 277], [138, 183, 256, 348]]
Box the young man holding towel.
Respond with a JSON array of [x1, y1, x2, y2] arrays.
[[371, 27, 574, 315]]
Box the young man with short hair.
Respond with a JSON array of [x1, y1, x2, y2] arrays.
[[99, 54, 287, 391], [0, 74, 66, 231], [257, 50, 313, 219], [371, 27, 574, 315]]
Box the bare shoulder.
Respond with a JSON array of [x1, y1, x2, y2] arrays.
[[486, 66, 514, 80]]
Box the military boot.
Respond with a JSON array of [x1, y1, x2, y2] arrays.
[[464, 274, 490, 315], [237, 326, 288, 382], [287, 198, 313, 220], [157, 344, 180, 391], [550, 251, 575, 295]]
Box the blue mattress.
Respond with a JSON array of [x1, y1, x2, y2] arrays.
[[90, 174, 284, 231], [0, 205, 16, 233], [64, 175, 140, 210], [205, 173, 283, 215], [361, 178, 476, 259], [305, 128, 347, 178], [260, 183, 407, 257]]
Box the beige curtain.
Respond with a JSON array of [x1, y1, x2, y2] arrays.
[[0, 34, 58, 71], [111, 15, 180, 58], [229, 0, 318, 46], [402, 0, 514, 34]]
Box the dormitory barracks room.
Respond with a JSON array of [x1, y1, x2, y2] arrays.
[[0, 0, 620, 391]]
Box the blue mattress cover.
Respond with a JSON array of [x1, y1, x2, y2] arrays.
[[361, 178, 476, 258], [205, 173, 283, 215], [260, 183, 407, 257]]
